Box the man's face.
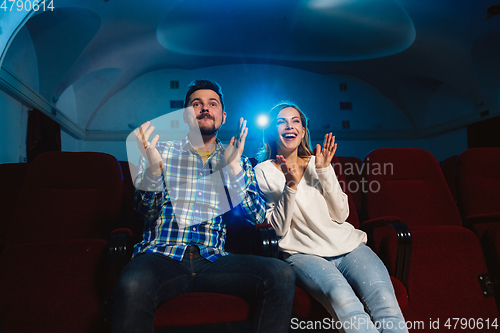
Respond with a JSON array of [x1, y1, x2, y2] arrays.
[[184, 89, 226, 136]]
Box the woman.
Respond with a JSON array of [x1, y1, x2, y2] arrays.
[[254, 102, 407, 333]]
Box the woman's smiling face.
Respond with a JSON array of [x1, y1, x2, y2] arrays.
[[275, 107, 306, 154]]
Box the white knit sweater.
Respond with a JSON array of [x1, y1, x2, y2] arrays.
[[255, 156, 367, 257]]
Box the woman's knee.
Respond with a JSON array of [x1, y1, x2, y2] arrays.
[[363, 285, 401, 314]]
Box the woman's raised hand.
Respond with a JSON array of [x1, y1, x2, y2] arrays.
[[315, 133, 337, 169], [276, 155, 301, 190]]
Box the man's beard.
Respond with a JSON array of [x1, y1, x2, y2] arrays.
[[199, 124, 218, 136], [198, 114, 218, 136]]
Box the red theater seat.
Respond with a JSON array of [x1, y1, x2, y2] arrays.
[[0, 152, 124, 333], [336, 156, 363, 217], [0, 162, 31, 255], [456, 148, 500, 306], [456, 148, 500, 238], [361, 148, 499, 329], [118, 161, 142, 241], [439, 154, 458, 202]]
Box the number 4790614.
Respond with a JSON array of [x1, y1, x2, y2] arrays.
[[444, 318, 498, 330], [1, 0, 54, 12]]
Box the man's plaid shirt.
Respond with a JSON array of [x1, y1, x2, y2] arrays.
[[132, 136, 266, 262]]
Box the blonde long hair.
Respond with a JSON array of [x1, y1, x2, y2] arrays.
[[257, 102, 313, 163]]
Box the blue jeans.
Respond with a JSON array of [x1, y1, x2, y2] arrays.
[[286, 244, 407, 333], [112, 245, 295, 333]]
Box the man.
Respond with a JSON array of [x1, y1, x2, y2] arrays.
[[112, 80, 295, 333]]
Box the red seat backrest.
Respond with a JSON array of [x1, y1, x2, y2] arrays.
[[0, 163, 31, 251], [439, 154, 458, 202], [456, 148, 500, 218], [335, 156, 362, 213], [362, 148, 461, 227], [5, 151, 124, 247], [331, 155, 360, 228]]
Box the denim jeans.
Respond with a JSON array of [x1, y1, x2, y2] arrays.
[[112, 245, 295, 333], [286, 243, 408, 333]]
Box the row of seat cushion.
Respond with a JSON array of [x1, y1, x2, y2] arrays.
[[306, 149, 500, 328], [1, 148, 498, 332], [449, 148, 500, 312], [338, 149, 500, 229], [0, 152, 124, 333], [151, 148, 500, 328], [440, 150, 500, 293], [0, 152, 260, 332], [358, 148, 499, 330], [124, 149, 500, 327], [0, 152, 406, 331], [338, 150, 499, 268]]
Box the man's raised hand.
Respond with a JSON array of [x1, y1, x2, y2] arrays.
[[224, 117, 248, 175], [134, 121, 163, 176]]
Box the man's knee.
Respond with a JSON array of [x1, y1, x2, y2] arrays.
[[276, 259, 296, 284], [259, 257, 296, 291], [114, 269, 153, 302]]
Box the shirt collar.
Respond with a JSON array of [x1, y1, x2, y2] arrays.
[[181, 135, 225, 154]]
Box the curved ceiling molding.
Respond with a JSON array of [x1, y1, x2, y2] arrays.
[[157, 0, 415, 61], [2, 25, 39, 92], [57, 67, 121, 129], [26, 7, 101, 101], [0, 11, 32, 68]]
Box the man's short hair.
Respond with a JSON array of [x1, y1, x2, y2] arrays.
[[184, 79, 225, 111]]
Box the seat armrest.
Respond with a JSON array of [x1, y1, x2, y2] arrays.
[[253, 223, 279, 258], [360, 216, 403, 253], [104, 228, 135, 325], [361, 217, 412, 287], [109, 228, 135, 268], [388, 221, 412, 287], [225, 219, 279, 258]]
